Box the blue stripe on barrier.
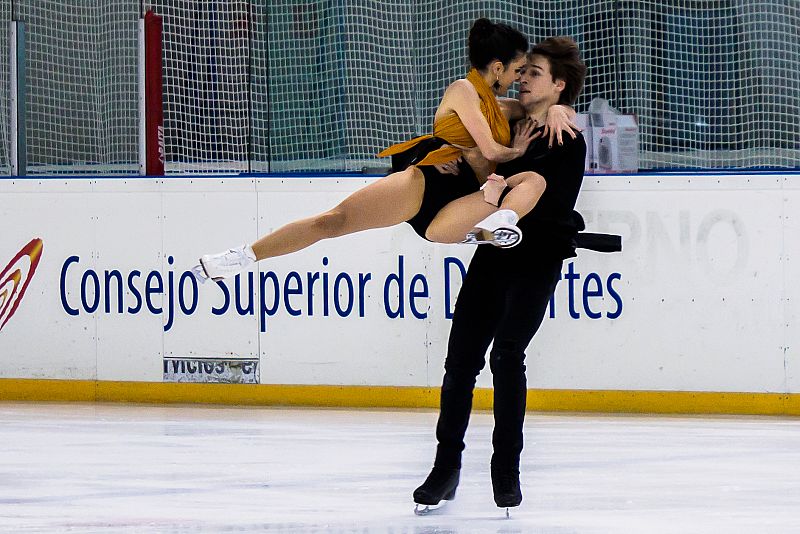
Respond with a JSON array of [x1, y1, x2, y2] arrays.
[[3, 169, 800, 180]]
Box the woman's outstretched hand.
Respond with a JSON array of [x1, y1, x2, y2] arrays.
[[512, 118, 541, 156]]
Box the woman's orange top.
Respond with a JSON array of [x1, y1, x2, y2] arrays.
[[377, 68, 511, 166]]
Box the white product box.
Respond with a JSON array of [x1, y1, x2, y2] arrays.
[[589, 112, 639, 173]]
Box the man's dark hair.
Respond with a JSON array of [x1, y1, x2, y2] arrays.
[[529, 37, 587, 105]]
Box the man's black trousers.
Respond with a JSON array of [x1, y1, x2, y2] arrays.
[[433, 249, 563, 471]]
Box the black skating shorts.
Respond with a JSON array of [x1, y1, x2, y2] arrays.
[[389, 137, 481, 240]]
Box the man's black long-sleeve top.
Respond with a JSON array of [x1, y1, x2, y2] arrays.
[[491, 126, 586, 263]]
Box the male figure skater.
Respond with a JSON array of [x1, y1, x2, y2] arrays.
[[413, 37, 590, 514]]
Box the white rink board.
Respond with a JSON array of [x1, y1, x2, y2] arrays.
[[0, 173, 795, 393]]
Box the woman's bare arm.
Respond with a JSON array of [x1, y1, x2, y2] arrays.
[[441, 80, 534, 163]]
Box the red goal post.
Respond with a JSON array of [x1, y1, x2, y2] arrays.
[[140, 10, 164, 176]]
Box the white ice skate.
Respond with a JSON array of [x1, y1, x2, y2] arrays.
[[194, 244, 256, 283], [461, 209, 522, 248]]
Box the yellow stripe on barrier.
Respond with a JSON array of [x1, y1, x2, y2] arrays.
[[524, 389, 800, 416], [0, 379, 798, 416]]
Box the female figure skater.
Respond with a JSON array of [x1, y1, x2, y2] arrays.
[[195, 18, 578, 282]]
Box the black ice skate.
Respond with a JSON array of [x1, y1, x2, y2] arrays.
[[491, 467, 522, 517], [412, 467, 460, 515]]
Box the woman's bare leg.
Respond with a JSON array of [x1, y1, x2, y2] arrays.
[[424, 171, 545, 244], [251, 167, 425, 260], [498, 171, 546, 218], [424, 191, 496, 243]]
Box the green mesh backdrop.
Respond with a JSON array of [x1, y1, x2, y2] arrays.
[[6, 0, 800, 174], [17, 0, 139, 174]]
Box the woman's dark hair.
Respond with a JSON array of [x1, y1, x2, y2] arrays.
[[529, 37, 587, 105], [468, 18, 528, 70]]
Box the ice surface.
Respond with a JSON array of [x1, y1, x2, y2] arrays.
[[1, 402, 799, 533]]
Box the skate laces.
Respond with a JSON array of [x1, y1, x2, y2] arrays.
[[216, 250, 239, 266], [221, 247, 251, 267]]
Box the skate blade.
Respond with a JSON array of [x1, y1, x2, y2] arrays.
[[190, 263, 210, 284], [414, 502, 447, 516], [196, 258, 227, 283], [461, 228, 521, 248]]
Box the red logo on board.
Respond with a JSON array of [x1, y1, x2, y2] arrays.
[[0, 239, 43, 332]]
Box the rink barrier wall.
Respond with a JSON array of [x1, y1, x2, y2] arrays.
[[1, 379, 799, 416], [3, 172, 800, 416]]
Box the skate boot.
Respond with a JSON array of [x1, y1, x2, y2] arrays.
[[462, 209, 522, 248], [413, 467, 460, 515], [491, 465, 522, 516], [195, 244, 256, 282]]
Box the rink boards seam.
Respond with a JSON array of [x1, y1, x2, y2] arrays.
[[0, 379, 799, 416]]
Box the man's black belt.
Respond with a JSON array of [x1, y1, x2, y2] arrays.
[[574, 232, 622, 253]]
